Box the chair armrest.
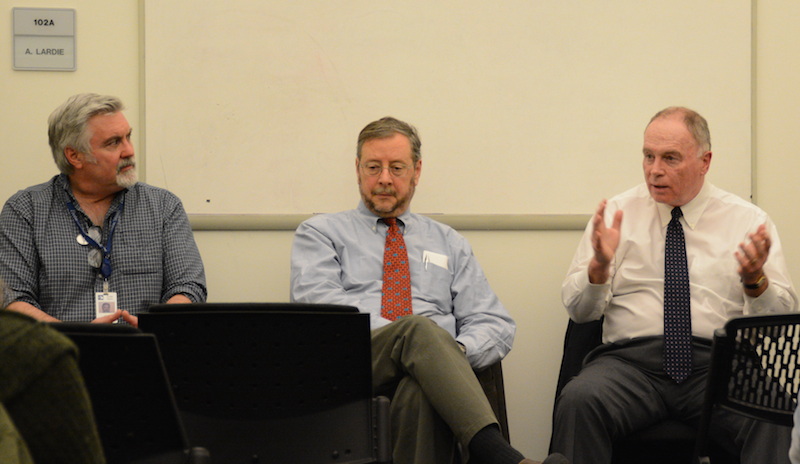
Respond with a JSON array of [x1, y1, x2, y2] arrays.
[[475, 361, 510, 441]]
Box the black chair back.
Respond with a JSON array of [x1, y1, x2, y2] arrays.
[[553, 318, 603, 395], [139, 303, 389, 464], [695, 313, 800, 462], [51, 322, 202, 464]]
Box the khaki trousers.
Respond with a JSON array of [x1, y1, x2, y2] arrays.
[[371, 315, 498, 464]]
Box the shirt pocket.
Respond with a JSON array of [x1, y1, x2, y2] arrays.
[[413, 254, 453, 305], [112, 227, 162, 276]]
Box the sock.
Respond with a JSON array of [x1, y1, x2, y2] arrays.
[[468, 424, 526, 464]]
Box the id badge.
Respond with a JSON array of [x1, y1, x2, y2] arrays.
[[95, 292, 118, 319]]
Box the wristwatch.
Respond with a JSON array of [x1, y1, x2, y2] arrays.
[[743, 274, 767, 290]]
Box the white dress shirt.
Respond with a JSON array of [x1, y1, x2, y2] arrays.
[[562, 182, 797, 343]]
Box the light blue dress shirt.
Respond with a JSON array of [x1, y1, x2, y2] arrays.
[[290, 202, 515, 370]]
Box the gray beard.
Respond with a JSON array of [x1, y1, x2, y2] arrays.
[[116, 169, 138, 188]]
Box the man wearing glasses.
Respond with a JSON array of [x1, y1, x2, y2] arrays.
[[0, 93, 206, 326], [291, 117, 547, 464]]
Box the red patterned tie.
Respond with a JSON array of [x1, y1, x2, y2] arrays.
[[381, 218, 412, 321]]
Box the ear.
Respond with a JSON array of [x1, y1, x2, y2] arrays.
[[701, 151, 712, 175], [64, 147, 83, 169], [412, 159, 422, 184]]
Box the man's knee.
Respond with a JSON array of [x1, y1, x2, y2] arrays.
[[554, 372, 622, 431], [393, 314, 437, 331], [558, 375, 606, 411], [396, 315, 455, 343]]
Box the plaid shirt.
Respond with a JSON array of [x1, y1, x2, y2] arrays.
[[0, 174, 207, 321]]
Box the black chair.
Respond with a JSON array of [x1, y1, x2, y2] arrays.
[[51, 322, 210, 464], [475, 361, 510, 442], [551, 318, 737, 464], [695, 313, 800, 464], [139, 303, 391, 464]]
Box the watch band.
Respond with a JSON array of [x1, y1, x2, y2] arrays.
[[744, 274, 767, 290]]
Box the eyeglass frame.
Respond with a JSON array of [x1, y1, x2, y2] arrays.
[[358, 162, 415, 178]]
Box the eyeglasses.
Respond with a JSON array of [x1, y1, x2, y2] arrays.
[[78, 227, 102, 268], [68, 198, 123, 281], [78, 226, 113, 277], [360, 163, 413, 178]]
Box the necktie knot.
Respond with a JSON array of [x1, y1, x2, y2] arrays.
[[383, 217, 397, 228], [671, 207, 683, 221]]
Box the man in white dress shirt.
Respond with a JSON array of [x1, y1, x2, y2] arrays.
[[552, 107, 797, 464]]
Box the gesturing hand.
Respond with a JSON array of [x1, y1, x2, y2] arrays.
[[588, 199, 623, 284], [735, 223, 771, 294]]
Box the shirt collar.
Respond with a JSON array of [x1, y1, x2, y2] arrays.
[[656, 181, 711, 230], [356, 201, 414, 233]]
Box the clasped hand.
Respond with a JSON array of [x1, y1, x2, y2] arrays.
[[92, 309, 139, 327]]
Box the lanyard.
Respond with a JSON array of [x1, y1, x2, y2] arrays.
[[66, 198, 124, 279]]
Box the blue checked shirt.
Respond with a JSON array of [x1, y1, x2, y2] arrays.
[[0, 174, 207, 321], [290, 201, 515, 370]]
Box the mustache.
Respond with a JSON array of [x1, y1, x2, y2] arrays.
[[117, 159, 136, 173], [372, 187, 395, 195]]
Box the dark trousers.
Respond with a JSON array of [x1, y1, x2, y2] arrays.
[[551, 337, 791, 464]]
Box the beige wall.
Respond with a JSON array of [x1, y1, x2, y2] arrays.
[[755, 2, 800, 287], [0, 0, 141, 192], [2, 1, 800, 460]]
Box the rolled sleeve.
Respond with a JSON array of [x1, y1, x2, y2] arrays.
[[160, 197, 206, 303]]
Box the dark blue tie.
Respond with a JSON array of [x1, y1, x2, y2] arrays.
[[664, 207, 692, 383]]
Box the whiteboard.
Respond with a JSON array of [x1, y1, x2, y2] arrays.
[[144, 1, 752, 216]]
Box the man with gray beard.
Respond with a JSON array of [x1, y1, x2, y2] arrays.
[[0, 93, 206, 326]]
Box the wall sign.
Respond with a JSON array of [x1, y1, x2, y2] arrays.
[[13, 8, 76, 71]]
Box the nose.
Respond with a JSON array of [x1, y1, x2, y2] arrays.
[[649, 157, 665, 176], [121, 138, 135, 158], [376, 167, 393, 184]]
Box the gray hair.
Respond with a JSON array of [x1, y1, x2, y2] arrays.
[[357, 117, 422, 163], [48, 93, 125, 174], [648, 106, 711, 155]]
